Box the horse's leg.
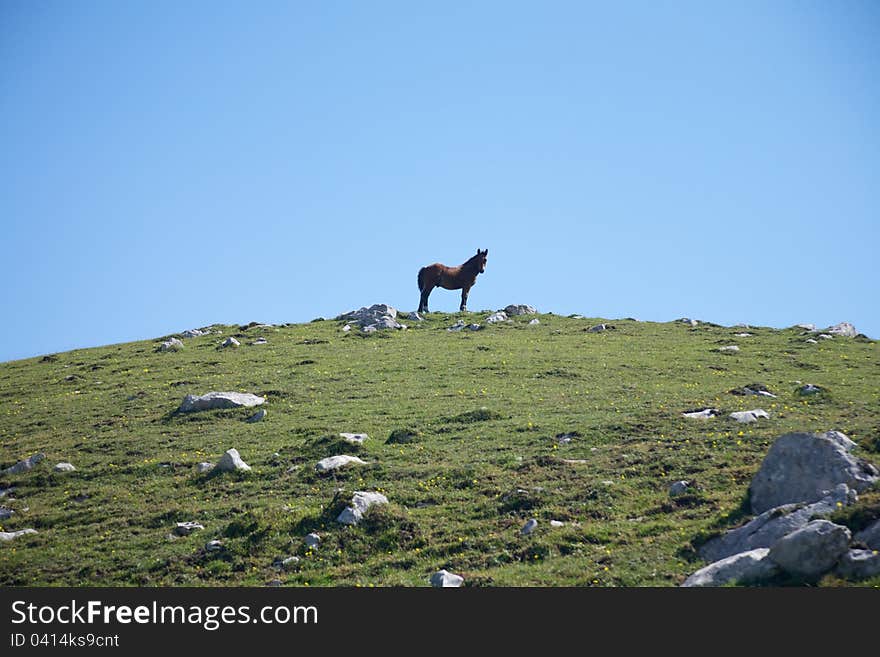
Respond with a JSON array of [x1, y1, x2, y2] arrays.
[[419, 287, 432, 313], [460, 286, 471, 312]]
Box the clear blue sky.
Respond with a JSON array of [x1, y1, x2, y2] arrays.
[[2, 1, 878, 362]]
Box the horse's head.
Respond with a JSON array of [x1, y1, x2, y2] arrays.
[[475, 248, 488, 273]]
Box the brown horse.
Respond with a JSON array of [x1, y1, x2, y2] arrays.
[[417, 249, 488, 313]]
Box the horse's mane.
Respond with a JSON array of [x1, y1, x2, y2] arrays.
[[461, 252, 483, 269]]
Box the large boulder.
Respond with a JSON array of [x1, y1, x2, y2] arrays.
[[749, 431, 878, 514], [503, 304, 537, 316], [826, 322, 857, 337], [767, 520, 851, 581], [178, 392, 265, 413], [682, 548, 779, 587], [337, 304, 406, 331], [430, 569, 464, 587], [699, 484, 856, 563]]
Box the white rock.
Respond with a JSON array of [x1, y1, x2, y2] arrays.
[[174, 522, 204, 536], [798, 384, 822, 396], [213, 448, 252, 473], [304, 533, 321, 549], [588, 324, 609, 332], [486, 311, 508, 324], [503, 304, 537, 316], [0, 529, 38, 542], [196, 462, 214, 474], [337, 304, 404, 330], [430, 569, 464, 587], [682, 548, 779, 587], [550, 520, 565, 527], [205, 540, 223, 552], [1, 453, 46, 476], [734, 333, 753, 337], [805, 338, 818, 344], [521, 518, 538, 535], [683, 408, 719, 419], [246, 409, 267, 423], [824, 430, 857, 451], [818, 334, 833, 340], [826, 322, 857, 337], [280, 556, 300, 569], [669, 481, 690, 497], [407, 312, 424, 321], [340, 433, 368, 444], [181, 328, 209, 338], [158, 338, 184, 352], [529, 319, 540, 325], [0, 507, 13, 520], [336, 491, 389, 525], [316, 455, 367, 473], [718, 345, 740, 353], [679, 318, 699, 326], [178, 391, 265, 413], [729, 409, 769, 423], [447, 320, 465, 332], [768, 519, 851, 580], [467, 324, 482, 331], [251, 338, 268, 345], [796, 324, 816, 332], [53, 462, 76, 473], [221, 337, 240, 348], [342, 324, 351, 332]]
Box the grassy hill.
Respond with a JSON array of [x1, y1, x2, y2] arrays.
[[1, 310, 878, 586]]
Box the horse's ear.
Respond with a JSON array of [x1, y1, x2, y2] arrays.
[[476, 248, 480, 255]]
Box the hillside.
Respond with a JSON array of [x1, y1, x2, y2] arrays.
[[1, 308, 878, 586]]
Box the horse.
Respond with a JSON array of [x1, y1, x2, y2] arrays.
[[417, 249, 488, 313]]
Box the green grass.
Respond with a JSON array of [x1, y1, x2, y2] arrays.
[[0, 313, 878, 587]]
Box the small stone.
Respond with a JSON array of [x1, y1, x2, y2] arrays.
[[0, 507, 14, 520], [669, 481, 690, 497], [734, 333, 753, 337], [407, 312, 424, 321], [805, 338, 818, 344], [53, 462, 76, 473], [818, 334, 833, 340], [174, 521, 204, 536], [529, 318, 540, 325], [304, 533, 321, 549], [281, 556, 300, 569], [550, 520, 565, 528], [798, 384, 822, 396], [342, 325, 351, 332], [266, 579, 283, 587], [447, 320, 465, 332], [679, 318, 699, 327], [205, 540, 223, 552], [430, 569, 464, 587], [683, 408, 719, 419], [796, 324, 816, 331], [718, 345, 740, 353], [251, 338, 268, 345], [158, 337, 184, 352], [467, 324, 482, 331], [315, 455, 367, 473], [1, 453, 46, 477], [340, 433, 368, 444], [246, 409, 267, 423], [336, 491, 389, 525], [587, 324, 609, 332], [220, 337, 240, 348], [521, 518, 538, 535], [181, 328, 209, 338], [486, 311, 508, 324], [196, 462, 214, 474], [729, 409, 769, 423], [0, 529, 38, 542], [213, 448, 251, 473], [178, 391, 265, 413]]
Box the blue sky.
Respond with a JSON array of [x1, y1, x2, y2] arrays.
[[2, 1, 878, 362]]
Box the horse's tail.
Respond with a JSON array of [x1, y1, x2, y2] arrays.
[[417, 266, 426, 291]]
